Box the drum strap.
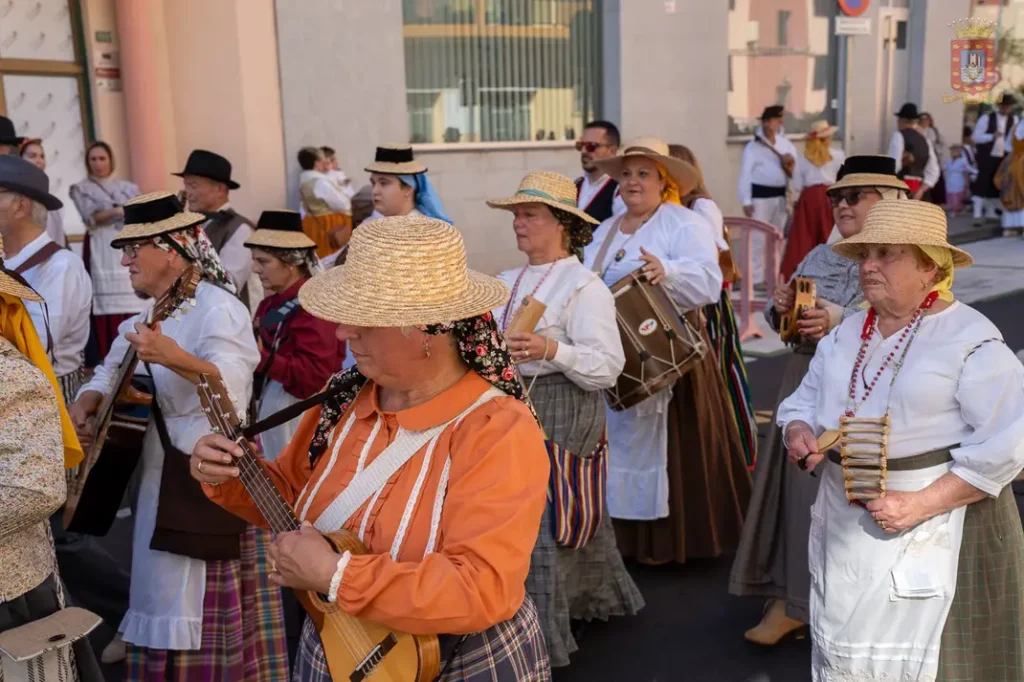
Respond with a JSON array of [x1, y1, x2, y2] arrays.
[[590, 216, 623, 276]]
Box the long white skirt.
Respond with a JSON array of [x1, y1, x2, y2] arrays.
[[810, 460, 967, 681]]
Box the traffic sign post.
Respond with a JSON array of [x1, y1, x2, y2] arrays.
[[838, 0, 869, 17]]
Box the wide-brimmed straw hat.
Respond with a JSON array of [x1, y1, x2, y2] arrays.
[[299, 215, 509, 327], [110, 191, 207, 249], [0, 235, 42, 302], [828, 155, 910, 193], [807, 120, 839, 139], [832, 200, 973, 268], [488, 170, 598, 225], [364, 144, 427, 175], [594, 136, 701, 195], [245, 210, 316, 250]]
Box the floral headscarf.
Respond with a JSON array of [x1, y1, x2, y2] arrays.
[[307, 311, 526, 464], [150, 225, 237, 294], [268, 246, 322, 278]]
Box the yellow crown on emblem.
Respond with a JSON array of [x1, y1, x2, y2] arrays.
[[950, 18, 996, 40]]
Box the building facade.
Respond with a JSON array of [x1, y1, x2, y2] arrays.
[[0, 0, 973, 272]]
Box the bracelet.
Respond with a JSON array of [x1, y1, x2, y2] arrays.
[[327, 551, 352, 604]]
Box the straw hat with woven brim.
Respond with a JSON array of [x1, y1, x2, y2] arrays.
[[832, 199, 973, 268], [487, 171, 598, 225], [364, 144, 427, 175], [828, 154, 910, 193], [807, 119, 839, 138], [110, 191, 207, 249], [299, 215, 510, 327], [244, 209, 316, 250], [0, 235, 42, 302], [594, 137, 701, 195]]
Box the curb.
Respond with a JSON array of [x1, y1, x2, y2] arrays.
[[949, 225, 1002, 246]]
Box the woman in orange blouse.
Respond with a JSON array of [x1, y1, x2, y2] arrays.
[[191, 215, 552, 681]]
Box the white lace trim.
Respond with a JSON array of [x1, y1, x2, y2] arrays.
[[423, 456, 452, 558], [390, 433, 442, 560], [297, 410, 361, 521]]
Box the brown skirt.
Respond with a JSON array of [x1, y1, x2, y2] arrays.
[[613, 330, 753, 564]]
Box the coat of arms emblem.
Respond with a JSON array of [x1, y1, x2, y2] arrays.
[[947, 18, 998, 102]]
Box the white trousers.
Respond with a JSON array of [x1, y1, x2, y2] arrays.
[[973, 196, 1001, 219], [740, 196, 787, 286]]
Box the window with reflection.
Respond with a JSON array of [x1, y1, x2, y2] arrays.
[[402, 0, 602, 143], [728, 0, 838, 136]]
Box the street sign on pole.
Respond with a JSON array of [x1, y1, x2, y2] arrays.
[[838, 0, 870, 17], [835, 16, 872, 35]]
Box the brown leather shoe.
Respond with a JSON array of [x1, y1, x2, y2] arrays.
[[744, 599, 806, 646]]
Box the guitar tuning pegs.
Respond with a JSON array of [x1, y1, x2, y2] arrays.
[[189, 298, 197, 307]]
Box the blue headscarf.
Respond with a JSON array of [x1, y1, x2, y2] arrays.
[[397, 173, 452, 224]]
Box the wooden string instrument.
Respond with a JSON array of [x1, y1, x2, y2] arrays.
[[64, 264, 203, 533], [506, 295, 547, 335], [197, 374, 440, 682], [779, 277, 817, 345]]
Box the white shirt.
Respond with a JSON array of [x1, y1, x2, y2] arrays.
[[972, 112, 1013, 157], [298, 170, 352, 218], [204, 202, 262, 311], [738, 126, 799, 206], [777, 302, 1024, 680], [493, 256, 625, 391], [326, 169, 357, 199], [44, 209, 66, 246], [577, 174, 626, 218], [943, 156, 973, 194], [778, 302, 1024, 497], [690, 197, 729, 251], [887, 130, 941, 188], [78, 281, 258, 650], [4, 232, 92, 377], [791, 148, 846, 193]]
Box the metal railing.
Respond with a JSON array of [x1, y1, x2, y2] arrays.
[[724, 217, 785, 341]]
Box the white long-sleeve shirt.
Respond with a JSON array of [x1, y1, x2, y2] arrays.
[[738, 126, 799, 206], [792, 148, 846, 194], [887, 131, 941, 188], [690, 197, 729, 251], [4, 232, 92, 377], [493, 256, 625, 391], [972, 112, 1013, 158], [777, 302, 1024, 498]]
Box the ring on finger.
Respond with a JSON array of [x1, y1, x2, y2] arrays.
[[197, 460, 205, 474]]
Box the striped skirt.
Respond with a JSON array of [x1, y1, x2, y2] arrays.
[[703, 289, 757, 467], [124, 527, 288, 681], [524, 374, 643, 667], [291, 595, 550, 681]]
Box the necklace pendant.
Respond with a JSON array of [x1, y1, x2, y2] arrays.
[[614, 249, 626, 262]]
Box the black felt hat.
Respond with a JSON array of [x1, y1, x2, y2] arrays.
[[0, 155, 62, 210], [761, 105, 785, 120], [0, 116, 23, 146], [172, 149, 240, 190], [894, 102, 920, 120]]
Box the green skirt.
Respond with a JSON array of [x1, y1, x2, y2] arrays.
[[937, 485, 1024, 681]]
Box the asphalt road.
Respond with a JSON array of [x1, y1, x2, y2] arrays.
[[94, 292, 1024, 682]]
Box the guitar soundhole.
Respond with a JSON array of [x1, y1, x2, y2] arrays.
[[349, 632, 399, 682]]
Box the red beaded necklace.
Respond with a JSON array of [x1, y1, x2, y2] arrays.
[[845, 291, 939, 418], [501, 260, 559, 332]]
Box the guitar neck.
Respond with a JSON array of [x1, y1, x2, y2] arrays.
[[233, 443, 302, 534], [87, 346, 140, 457]]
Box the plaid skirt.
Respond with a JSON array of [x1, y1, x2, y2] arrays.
[[703, 289, 757, 467], [936, 484, 1024, 681], [292, 595, 550, 681], [124, 527, 288, 681], [524, 374, 643, 666]]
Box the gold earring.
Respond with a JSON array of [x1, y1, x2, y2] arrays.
[[423, 338, 431, 358]]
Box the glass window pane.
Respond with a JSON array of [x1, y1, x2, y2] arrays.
[[403, 0, 602, 143], [728, 0, 837, 136], [0, 0, 76, 62], [2, 74, 87, 235]]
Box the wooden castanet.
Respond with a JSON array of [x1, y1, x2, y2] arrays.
[[506, 295, 547, 336], [197, 375, 440, 682], [779, 277, 817, 345]]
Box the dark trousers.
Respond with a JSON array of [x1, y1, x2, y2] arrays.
[[48, 512, 131, 630]]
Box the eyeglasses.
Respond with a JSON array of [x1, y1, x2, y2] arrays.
[[829, 189, 881, 208], [121, 243, 147, 259], [575, 140, 610, 153]]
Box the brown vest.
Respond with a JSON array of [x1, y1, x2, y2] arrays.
[[203, 208, 255, 307]]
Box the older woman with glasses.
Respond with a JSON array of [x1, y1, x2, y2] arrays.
[[730, 155, 910, 646], [782, 200, 1024, 681]]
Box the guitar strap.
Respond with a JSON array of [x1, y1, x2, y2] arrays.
[[754, 134, 791, 175], [13, 241, 63, 355], [242, 384, 337, 439]]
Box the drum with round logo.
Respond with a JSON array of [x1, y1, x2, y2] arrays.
[[606, 267, 707, 411]]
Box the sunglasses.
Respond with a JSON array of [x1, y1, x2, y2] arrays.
[[575, 140, 610, 153], [829, 189, 881, 208]]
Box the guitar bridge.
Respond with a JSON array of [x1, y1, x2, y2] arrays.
[[350, 633, 399, 682]]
